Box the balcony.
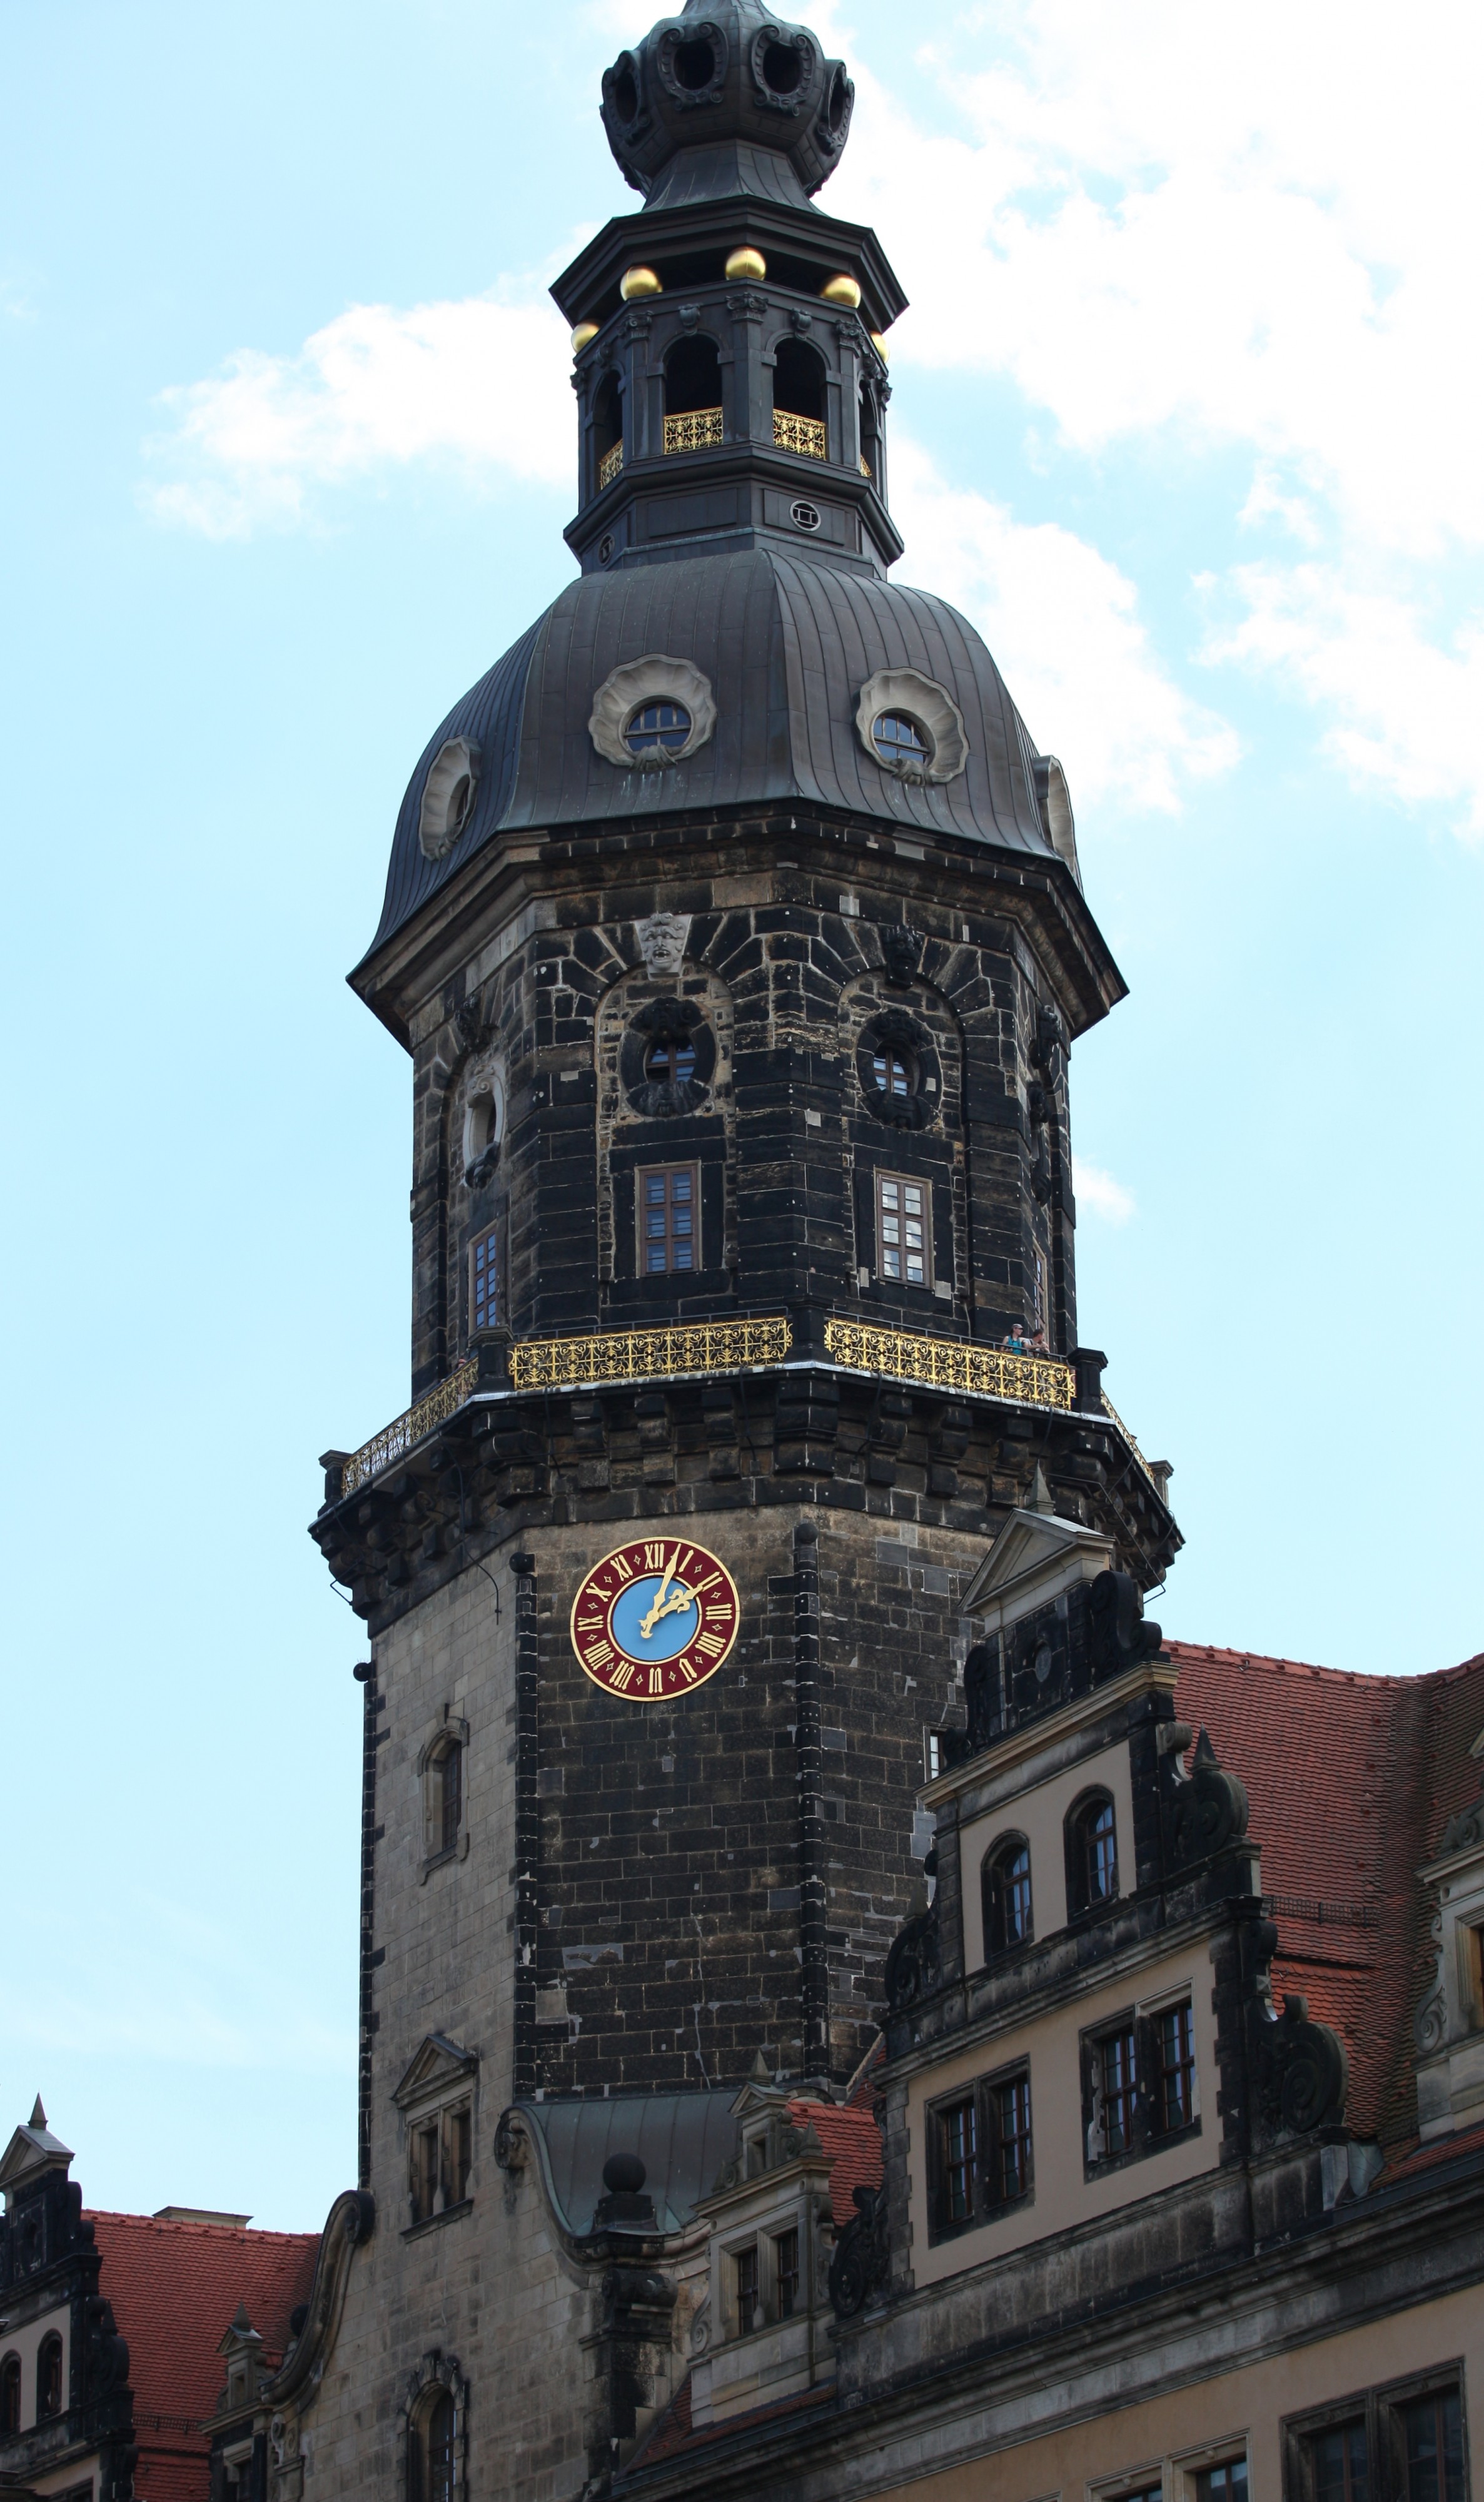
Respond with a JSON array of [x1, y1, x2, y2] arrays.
[[598, 441, 623, 490], [663, 407, 724, 455], [774, 410, 827, 461]]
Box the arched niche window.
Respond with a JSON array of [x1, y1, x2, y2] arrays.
[[663, 337, 723, 452], [1, 2353, 20, 2436], [593, 371, 623, 490], [408, 2387, 457, 2502], [1066, 1789, 1119, 1918], [982, 1834, 1033, 1960], [425, 1733, 464, 1862], [37, 2332, 63, 2421]]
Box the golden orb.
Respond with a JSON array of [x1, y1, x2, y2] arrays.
[[871, 330, 891, 362], [620, 265, 663, 301], [820, 273, 861, 309], [724, 246, 767, 282], [570, 322, 600, 355]]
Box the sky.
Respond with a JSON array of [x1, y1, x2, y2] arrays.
[[2, 0, 1481, 2231]]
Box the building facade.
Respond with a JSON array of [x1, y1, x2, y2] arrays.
[[61, 5, 1478, 2501]]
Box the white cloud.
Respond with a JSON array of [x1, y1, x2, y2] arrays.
[[147, 294, 573, 538], [820, 0, 1484, 825], [892, 438, 1238, 813], [1073, 1159, 1136, 1225]]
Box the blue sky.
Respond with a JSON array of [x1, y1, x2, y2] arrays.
[[3, 0, 1480, 2229]]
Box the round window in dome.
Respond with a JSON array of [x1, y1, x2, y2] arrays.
[[418, 734, 482, 861], [625, 701, 693, 758], [871, 711, 931, 772]]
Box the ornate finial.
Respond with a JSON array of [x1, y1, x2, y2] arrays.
[[29, 2094, 46, 2129], [601, 4, 855, 207]]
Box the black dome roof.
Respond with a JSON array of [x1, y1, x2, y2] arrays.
[[363, 548, 1071, 967]]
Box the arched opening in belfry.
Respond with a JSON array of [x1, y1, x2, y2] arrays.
[[664, 336, 722, 417], [772, 337, 828, 461], [859, 378, 883, 483], [593, 372, 624, 489], [663, 335, 724, 454], [772, 337, 825, 423]]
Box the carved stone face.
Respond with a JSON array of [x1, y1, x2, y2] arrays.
[[635, 911, 691, 978]]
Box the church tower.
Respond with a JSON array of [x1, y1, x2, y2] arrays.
[[296, 4, 1180, 2489]]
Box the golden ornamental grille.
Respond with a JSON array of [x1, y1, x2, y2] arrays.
[[598, 442, 624, 490], [822, 1320, 1074, 1411], [774, 410, 827, 461], [1101, 1390, 1162, 1492], [511, 1316, 791, 1391], [663, 408, 724, 455], [341, 1358, 480, 1496]]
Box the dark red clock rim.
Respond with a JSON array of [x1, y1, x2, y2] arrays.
[[569, 1539, 740, 1704]]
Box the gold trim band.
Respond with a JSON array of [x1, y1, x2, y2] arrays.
[[822, 1319, 1074, 1411], [341, 1358, 480, 1497], [512, 1316, 792, 1392]]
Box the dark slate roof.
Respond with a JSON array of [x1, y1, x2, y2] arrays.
[[511, 2090, 740, 2237], [363, 547, 1059, 965]]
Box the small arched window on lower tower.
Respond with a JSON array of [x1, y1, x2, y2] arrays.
[[664, 337, 723, 453], [593, 371, 623, 493], [408, 2389, 457, 2502], [773, 338, 827, 462], [425, 1735, 463, 1861], [37, 2334, 63, 2421], [982, 1834, 1033, 1960], [1066, 1789, 1118, 1918], [1, 2353, 21, 2436]]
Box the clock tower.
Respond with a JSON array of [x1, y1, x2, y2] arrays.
[[301, 3, 1180, 2483]]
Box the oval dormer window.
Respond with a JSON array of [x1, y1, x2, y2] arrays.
[[855, 669, 968, 786], [589, 656, 717, 772], [626, 701, 692, 759], [418, 736, 482, 861]]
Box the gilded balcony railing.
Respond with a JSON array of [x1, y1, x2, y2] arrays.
[[663, 408, 724, 455], [1101, 1390, 1163, 1494], [823, 1320, 1074, 1411], [774, 410, 827, 461], [598, 442, 623, 490], [341, 1359, 480, 1497], [512, 1316, 791, 1392]]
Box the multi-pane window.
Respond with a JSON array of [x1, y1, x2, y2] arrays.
[[774, 2227, 800, 2319], [941, 2097, 977, 2224], [410, 2389, 457, 2502], [872, 710, 931, 770], [1404, 2392, 1466, 2502], [1, 2353, 20, 2436], [983, 1837, 1033, 1958], [876, 1172, 930, 1286], [36, 2336, 62, 2421], [411, 2121, 441, 2224], [447, 2105, 472, 2207], [734, 2244, 760, 2333], [639, 1163, 699, 1274], [1069, 1791, 1118, 1913], [469, 1226, 499, 1335], [1312, 2421, 1370, 2502], [872, 1046, 912, 1097], [1153, 2000, 1196, 2135], [1097, 2026, 1139, 2159], [625, 700, 692, 757], [992, 2074, 1033, 2204], [1196, 2461, 1248, 2502], [1116, 2486, 1163, 2502], [645, 1032, 697, 1085]]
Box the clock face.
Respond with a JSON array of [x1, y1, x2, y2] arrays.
[[570, 1537, 741, 1703]]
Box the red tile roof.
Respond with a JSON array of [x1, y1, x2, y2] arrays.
[[1168, 1640, 1484, 2153], [784, 2099, 882, 2221], [88, 2211, 319, 2502]]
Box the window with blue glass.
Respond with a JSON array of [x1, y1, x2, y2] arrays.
[[469, 1226, 499, 1335], [625, 701, 692, 757], [639, 1163, 699, 1274]]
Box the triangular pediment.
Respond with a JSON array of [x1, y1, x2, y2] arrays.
[[392, 2034, 478, 2110], [0, 2110, 74, 2197], [960, 1506, 1113, 1622]]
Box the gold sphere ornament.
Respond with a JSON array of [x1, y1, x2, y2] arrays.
[[570, 322, 600, 355], [724, 246, 767, 282], [820, 273, 861, 309], [871, 330, 891, 362], [620, 265, 663, 301]]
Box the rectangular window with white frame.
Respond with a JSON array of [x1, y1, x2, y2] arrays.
[[876, 1171, 931, 1286]]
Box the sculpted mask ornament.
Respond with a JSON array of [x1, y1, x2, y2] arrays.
[[635, 911, 692, 978]]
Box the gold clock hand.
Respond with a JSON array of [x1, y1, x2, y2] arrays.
[[639, 1544, 682, 1638], [652, 1586, 694, 1624]]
